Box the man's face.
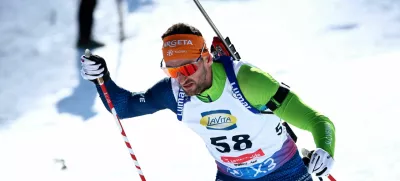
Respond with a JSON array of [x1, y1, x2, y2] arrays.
[[166, 56, 212, 96]]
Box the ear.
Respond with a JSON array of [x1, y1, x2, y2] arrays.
[[204, 53, 213, 67]]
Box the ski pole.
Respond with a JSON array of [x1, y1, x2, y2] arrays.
[[116, 0, 125, 41], [328, 175, 336, 181], [84, 49, 146, 181]]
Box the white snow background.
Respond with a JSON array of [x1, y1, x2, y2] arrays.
[[1, 0, 400, 180]]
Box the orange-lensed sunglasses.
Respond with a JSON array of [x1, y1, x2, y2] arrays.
[[160, 43, 206, 78]]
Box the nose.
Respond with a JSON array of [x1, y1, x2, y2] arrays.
[[176, 72, 187, 84]]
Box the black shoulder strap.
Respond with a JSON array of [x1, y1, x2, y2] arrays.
[[263, 83, 297, 142], [264, 82, 290, 112]]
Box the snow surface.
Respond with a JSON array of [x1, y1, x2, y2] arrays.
[[1, 0, 400, 180]]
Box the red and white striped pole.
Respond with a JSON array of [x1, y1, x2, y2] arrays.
[[85, 49, 146, 181], [328, 174, 336, 181]]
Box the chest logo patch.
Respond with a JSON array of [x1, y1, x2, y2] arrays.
[[200, 110, 237, 130]]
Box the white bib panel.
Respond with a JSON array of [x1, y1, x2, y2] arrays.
[[170, 61, 297, 179]]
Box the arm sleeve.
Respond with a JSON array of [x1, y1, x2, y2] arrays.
[[95, 78, 177, 119], [274, 91, 336, 157], [237, 64, 336, 157]]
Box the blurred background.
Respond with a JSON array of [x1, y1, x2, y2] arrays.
[[1, 0, 400, 180]]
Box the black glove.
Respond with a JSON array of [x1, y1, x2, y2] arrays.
[[80, 54, 110, 84]]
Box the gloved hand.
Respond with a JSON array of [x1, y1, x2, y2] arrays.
[[80, 54, 110, 84], [302, 148, 334, 177]]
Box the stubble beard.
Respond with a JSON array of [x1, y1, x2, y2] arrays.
[[183, 67, 209, 96]]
